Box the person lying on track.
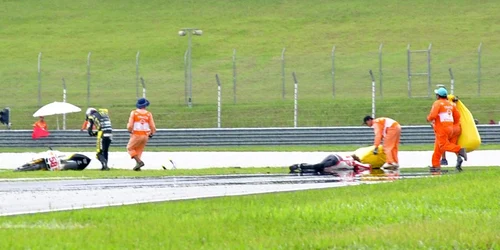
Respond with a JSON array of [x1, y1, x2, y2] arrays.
[[289, 154, 371, 175]]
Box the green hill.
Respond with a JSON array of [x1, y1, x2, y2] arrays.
[[1, 0, 500, 129]]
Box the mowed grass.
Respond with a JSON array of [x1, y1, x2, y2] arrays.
[[2, 0, 500, 129], [0, 168, 499, 249]]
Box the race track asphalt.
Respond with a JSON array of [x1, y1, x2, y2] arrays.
[[0, 174, 370, 216], [1, 149, 496, 217]]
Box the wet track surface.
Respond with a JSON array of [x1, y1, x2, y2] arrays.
[[0, 172, 437, 216]]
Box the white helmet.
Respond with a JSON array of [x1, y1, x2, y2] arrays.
[[86, 108, 97, 116]]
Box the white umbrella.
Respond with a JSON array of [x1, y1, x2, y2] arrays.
[[33, 101, 82, 117]]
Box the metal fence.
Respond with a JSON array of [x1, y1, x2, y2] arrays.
[[3, 43, 500, 129], [1, 125, 499, 148], [30, 42, 494, 105]]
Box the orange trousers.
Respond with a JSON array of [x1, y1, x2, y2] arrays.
[[432, 126, 461, 167], [450, 124, 461, 144], [127, 134, 149, 160], [441, 124, 461, 159], [383, 125, 401, 164]]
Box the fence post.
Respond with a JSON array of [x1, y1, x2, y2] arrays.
[[281, 48, 286, 99], [292, 72, 298, 128], [407, 44, 411, 98], [379, 43, 383, 98], [369, 70, 376, 118], [449, 68, 454, 95], [331, 45, 336, 98], [427, 43, 432, 97], [136, 51, 140, 99], [38, 52, 42, 107], [232, 49, 237, 104], [478, 42, 482, 96], [184, 50, 188, 104], [216, 74, 222, 128], [87, 52, 91, 108], [140, 77, 146, 98], [62, 78, 67, 130]]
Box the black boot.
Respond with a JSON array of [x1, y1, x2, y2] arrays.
[[295, 163, 316, 174], [97, 154, 110, 171], [458, 148, 468, 161], [455, 156, 464, 172], [133, 161, 145, 171], [289, 164, 300, 173], [101, 162, 110, 171], [429, 166, 441, 173]]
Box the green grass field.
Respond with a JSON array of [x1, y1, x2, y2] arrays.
[[2, 0, 500, 129], [0, 168, 498, 249], [2, 1, 500, 248]]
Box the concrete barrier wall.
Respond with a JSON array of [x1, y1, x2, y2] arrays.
[[1, 125, 499, 147]]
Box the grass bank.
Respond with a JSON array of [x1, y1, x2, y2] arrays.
[[1, 0, 500, 128]]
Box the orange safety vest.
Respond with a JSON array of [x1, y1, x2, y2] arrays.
[[33, 121, 48, 130], [446, 96, 461, 126], [427, 99, 459, 130], [127, 109, 156, 136], [371, 117, 399, 147]]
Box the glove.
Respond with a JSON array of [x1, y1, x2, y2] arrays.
[[373, 147, 378, 155]]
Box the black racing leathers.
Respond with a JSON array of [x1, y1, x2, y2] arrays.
[[88, 109, 112, 170]]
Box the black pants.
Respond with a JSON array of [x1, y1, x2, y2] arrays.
[[300, 154, 340, 173], [96, 131, 112, 166]]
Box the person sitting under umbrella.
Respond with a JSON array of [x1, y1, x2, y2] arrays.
[[33, 116, 48, 130], [32, 116, 49, 139]]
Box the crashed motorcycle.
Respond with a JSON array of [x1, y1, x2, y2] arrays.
[[14, 148, 92, 172]]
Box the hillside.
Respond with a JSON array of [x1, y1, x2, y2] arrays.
[[1, 0, 499, 128]]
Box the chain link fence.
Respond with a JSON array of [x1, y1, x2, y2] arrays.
[[2, 43, 499, 130]]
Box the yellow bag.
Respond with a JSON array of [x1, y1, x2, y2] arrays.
[[448, 95, 481, 152], [353, 145, 386, 169]]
